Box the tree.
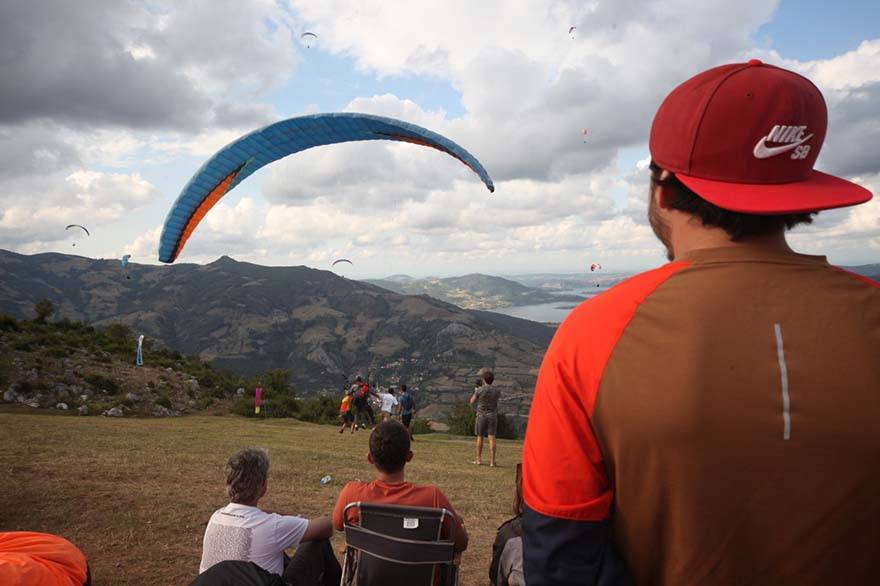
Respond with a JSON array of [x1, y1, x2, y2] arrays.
[[445, 401, 518, 439], [446, 402, 476, 436], [34, 299, 55, 323]]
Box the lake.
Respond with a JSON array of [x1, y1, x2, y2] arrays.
[[488, 286, 609, 324]]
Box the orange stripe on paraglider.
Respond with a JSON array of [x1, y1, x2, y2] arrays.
[[171, 168, 240, 261], [377, 133, 473, 173]]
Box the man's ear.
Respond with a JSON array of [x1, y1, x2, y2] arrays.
[[406, 450, 413, 463], [654, 171, 674, 210], [367, 452, 374, 465]]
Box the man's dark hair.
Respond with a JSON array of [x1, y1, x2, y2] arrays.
[[482, 369, 495, 385], [369, 421, 411, 473], [355, 376, 363, 382], [649, 161, 815, 240], [400, 384, 407, 392]]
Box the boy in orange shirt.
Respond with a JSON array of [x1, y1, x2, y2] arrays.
[[332, 421, 469, 553], [338, 391, 355, 434]]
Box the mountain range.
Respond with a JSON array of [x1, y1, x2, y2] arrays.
[[364, 273, 585, 310], [0, 250, 554, 421]]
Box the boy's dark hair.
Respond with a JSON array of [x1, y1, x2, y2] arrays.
[[482, 369, 495, 385], [369, 421, 411, 473], [400, 384, 407, 392], [649, 161, 815, 240]]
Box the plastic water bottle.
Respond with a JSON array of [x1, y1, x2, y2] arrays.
[[320, 475, 332, 485]]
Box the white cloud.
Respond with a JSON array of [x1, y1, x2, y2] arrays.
[[1, 1, 878, 275]]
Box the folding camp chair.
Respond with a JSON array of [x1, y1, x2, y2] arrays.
[[340, 502, 459, 586]]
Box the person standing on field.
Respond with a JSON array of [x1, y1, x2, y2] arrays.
[[378, 387, 398, 422], [397, 384, 417, 440], [470, 369, 501, 467]]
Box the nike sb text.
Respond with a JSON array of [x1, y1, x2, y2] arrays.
[[753, 124, 814, 160]]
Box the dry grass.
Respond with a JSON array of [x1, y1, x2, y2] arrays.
[[0, 410, 521, 585]]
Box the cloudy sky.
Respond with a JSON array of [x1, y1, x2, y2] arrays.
[[1, 0, 878, 278]]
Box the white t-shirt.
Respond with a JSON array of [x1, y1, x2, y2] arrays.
[[199, 502, 309, 576], [379, 392, 399, 413]]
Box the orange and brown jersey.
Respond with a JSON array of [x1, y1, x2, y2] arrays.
[[522, 247, 880, 586]]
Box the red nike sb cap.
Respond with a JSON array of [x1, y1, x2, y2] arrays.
[[649, 59, 873, 214]]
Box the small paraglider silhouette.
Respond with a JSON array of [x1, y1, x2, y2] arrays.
[[590, 263, 602, 272], [568, 26, 576, 38], [66, 224, 89, 247], [582, 128, 589, 143], [301, 32, 317, 48], [332, 258, 353, 267]]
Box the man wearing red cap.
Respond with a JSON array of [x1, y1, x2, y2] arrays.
[[522, 60, 879, 586]]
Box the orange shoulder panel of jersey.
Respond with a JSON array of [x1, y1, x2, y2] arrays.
[[831, 266, 880, 289], [522, 261, 690, 521], [0, 532, 88, 586]]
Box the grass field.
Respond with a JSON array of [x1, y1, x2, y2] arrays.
[[0, 410, 521, 585]]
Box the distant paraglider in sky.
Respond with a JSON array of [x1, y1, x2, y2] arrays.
[[66, 224, 89, 247], [568, 26, 576, 38], [332, 258, 353, 267], [157, 113, 494, 264], [582, 128, 589, 142], [301, 32, 317, 48], [590, 263, 602, 272]]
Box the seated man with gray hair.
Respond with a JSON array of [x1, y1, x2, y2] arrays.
[[198, 447, 339, 586]]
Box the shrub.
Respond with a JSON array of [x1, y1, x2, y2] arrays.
[[410, 418, 433, 435], [34, 299, 55, 323], [495, 413, 518, 440], [0, 314, 20, 332], [155, 396, 172, 409], [83, 373, 119, 394], [297, 395, 339, 424], [445, 402, 518, 439], [232, 388, 300, 418], [445, 402, 476, 436], [46, 345, 71, 358]]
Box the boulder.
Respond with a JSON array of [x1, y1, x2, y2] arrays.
[[24, 400, 40, 408], [104, 407, 124, 417], [235, 387, 245, 397], [437, 323, 476, 338], [3, 387, 19, 403], [125, 392, 141, 402], [152, 405, 178, 417], [77, 404, 89, 416], [56, 402, 69, 410]]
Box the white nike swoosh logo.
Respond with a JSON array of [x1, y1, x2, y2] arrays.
[[753, 133, 814, 159]]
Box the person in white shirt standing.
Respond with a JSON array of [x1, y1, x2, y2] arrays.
[[199, 447, 339, 585], [378, 387, 399, 422]]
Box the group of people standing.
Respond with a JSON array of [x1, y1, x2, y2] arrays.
[[338, 376, 417, 438]]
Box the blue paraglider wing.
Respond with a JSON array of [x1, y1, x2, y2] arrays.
[[157, 113, 494, 263]]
